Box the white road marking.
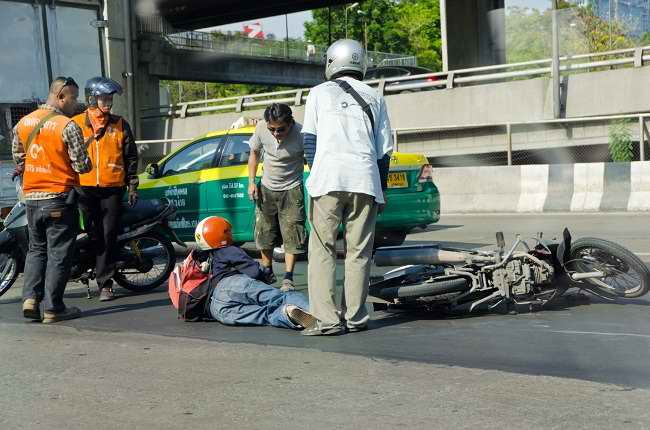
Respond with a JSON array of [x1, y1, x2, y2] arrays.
[[550, 330, 650, 339]]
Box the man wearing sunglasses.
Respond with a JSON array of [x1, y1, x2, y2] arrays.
[[12, 76, 92, 323], [247, 103, 306, 292]]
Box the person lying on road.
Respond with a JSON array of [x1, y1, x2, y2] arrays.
[[195, 216, 316, 330]]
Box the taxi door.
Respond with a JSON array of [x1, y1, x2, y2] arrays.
[[139, 136, 223, 242], [203, 133, 257, 243]]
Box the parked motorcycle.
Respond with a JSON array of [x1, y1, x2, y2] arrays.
[[0, 177, 184, 298], [370, 229, 650, 313]]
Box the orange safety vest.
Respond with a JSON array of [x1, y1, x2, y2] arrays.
[[16, 108, 78, 195], [73, 112, 126, 187]]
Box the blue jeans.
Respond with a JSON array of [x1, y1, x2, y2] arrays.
[[209, 274, 309, 329], [23, 197, 77, 313]]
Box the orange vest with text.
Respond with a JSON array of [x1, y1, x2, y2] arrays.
[[73, 112, 126, 187], [16, 108, 78, 195]]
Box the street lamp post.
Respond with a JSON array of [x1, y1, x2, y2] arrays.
[[345, 2, 360, 39], [357, 10, 368, 53]]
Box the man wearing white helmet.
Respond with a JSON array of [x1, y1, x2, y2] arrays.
[[302, 39, 394, 335]]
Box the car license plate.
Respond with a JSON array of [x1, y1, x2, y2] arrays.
[[387, 172, 408, 188]]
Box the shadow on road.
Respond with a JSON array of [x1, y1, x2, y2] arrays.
[[82, 298, 170, 318]]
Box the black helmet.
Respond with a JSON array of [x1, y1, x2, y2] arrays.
[[85, 77, 123, 107]]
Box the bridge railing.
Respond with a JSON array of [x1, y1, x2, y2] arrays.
[[135, 112, 650, 169], [141, 43, 650, 120], [392, 112, 650, 165], [138, 16, 415, 67]]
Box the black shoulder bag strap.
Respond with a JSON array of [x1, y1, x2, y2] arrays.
[[333, 79, 375, 136], [24, 111, 59, 152]]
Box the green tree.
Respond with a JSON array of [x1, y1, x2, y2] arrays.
[[505, 3, 633, 63], [161, 80, 290, 106], [304, 0, 442, 71], [609, 119, 634, 162]]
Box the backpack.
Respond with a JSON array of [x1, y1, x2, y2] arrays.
[[168, 250, 216, 322]]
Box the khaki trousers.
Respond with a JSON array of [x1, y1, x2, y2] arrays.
[[307, 192, 378, 329]]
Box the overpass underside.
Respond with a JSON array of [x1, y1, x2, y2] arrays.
[[138, 35, 324, 86]]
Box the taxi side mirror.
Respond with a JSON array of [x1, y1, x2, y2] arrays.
[[145, 163, 159, 178]]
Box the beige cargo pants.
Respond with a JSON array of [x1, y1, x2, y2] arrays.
[[307, 192, 378, 329]]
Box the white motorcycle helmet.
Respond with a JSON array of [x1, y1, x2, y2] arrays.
[[324, 39, 367, 80]]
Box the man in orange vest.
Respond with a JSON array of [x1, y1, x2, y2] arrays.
[[73, 77, 139, 301], [12, 76, 92, 323]]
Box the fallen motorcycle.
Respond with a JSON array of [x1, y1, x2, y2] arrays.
[[0, 178, 184, 298], [369, 229, 650, 313]]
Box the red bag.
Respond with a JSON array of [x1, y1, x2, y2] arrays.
[[168, 250, 215, 321]]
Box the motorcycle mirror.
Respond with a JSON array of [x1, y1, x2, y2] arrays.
[[496, 231, 505, 249], [145, 163, 159, 178]]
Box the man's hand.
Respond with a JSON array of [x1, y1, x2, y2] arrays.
[[248, 182, 259, 201], [128, 185, 138, 207], [378, 190, 388, 214], [12, 164, 24, 180]]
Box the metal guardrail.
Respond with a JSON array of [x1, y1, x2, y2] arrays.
[[136, 112, 650, 165], [141, 45, 650, 120], [164, 31, 414, 66], [138, 15, 415, 67], [392, 113, 650, 164]]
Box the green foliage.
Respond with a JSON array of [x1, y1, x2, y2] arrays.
[[608, 119, 634, 162], [506, 3, 634, 63], [304, 0, 442, 71], [160, 81, 291, 106]]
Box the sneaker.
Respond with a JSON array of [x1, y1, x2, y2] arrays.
[[346, 324, 369, 333], [280, 278, 295, 292], [301, 322, 345, 336], [22, 298, 41, 320], [285, 305, 316, 329], [42, 306, 82, 324], [99, 287, 115, 302]]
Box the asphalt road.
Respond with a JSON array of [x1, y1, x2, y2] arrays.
[[1, 213, 650, 429]]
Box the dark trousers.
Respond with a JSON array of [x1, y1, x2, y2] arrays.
[[23, 197, 78, 313], [77, 186, 124, 289]]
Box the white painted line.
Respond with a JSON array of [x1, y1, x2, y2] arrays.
[[550, 330, 650, 339]]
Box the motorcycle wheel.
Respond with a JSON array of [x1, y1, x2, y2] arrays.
[[114, 232, 176, 292], [376, 277, 470, 300], [0, 253, 19, 298], [569, 238, 650, 299]]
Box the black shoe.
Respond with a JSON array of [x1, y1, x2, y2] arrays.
[[301, 323, 345, 336]]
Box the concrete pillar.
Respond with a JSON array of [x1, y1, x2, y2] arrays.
[[103, 0, 129, 120], [440, 0, 505, 70]]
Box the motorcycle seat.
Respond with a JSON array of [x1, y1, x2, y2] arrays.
[[120, 199, 168, 227]]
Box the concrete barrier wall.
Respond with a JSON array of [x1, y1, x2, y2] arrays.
[[433, 161, 650, 214]]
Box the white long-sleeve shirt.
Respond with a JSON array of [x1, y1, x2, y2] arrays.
[[302, 76, 394, 204]]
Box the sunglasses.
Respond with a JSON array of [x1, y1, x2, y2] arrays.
[[267, 126, 288, 134], [55, 76, 78, 98]]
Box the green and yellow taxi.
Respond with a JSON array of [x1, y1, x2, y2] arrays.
[[138, 125, 440, 247]]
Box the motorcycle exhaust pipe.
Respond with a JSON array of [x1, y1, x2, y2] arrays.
[[374, 245, 468, 267]]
